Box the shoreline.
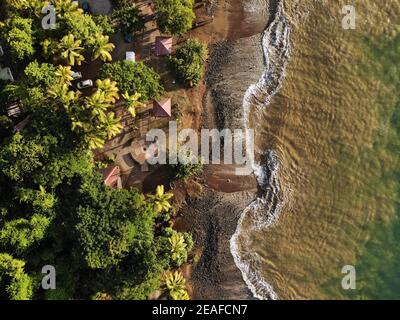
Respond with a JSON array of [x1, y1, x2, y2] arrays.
[[177, 0, 283, 300]]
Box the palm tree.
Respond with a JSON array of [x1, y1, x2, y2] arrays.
[[169, 233, 187, 264], [170, 289, 189, 300], [48, 83, 80, 106], [164, 271, 189, 300], [100, 112, 123, 140], [51, 0, 83, 18], [147, 185, 174, 214], [55, 65, 73, 84], [95, 79, 119, 103], [58, 34, 85, 66], [85, 90, 110, 120], [91, 34, 115, 62], [122, 92, 145, 117]]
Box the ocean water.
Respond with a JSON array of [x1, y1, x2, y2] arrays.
[[231, 0, 400, 299]]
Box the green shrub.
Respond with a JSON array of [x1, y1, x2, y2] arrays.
[[100, 61, 164, 101], [112, 5, 145, 35], [156, 0, 195, 36], [168, 39, 207, 87]]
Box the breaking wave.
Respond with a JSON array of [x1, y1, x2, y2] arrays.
[[230, 0, 291, 300]]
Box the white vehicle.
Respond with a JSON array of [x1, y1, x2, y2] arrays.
[[77, 79, 93, 90], [71, 71, 82, 80], [0, 45, 4, 56]]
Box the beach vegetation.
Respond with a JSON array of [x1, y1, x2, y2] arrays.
[[168, 39, 207, 87], [100, 61, 164, 101], [0, 0, 193, 301], [112, 4, 145, 36], [164, 270, 189, 300], [172, 149, 204, 180], [156, 0, 195, 36]]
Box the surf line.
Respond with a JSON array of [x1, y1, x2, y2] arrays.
[[230, 0, 291, 300]]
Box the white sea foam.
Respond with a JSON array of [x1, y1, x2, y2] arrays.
[[230, 0, 291, 300]]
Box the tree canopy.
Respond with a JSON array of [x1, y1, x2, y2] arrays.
[[100, 61, 164, 101], [168, 39, 207, 87], [156, 0, 195, 36]]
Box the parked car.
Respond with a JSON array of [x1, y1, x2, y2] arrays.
[[71, 71, 82, 80], [0, 45, 4, 56], [81, 2, 91, 13], [77, 79, 93, 90]]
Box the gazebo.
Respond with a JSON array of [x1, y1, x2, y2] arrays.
[[100, 165, 122, 189], [155, 36, 173, 56], [153, 98, 171, 117]]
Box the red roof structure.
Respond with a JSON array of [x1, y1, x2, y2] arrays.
[[155, 36, 173, 56], [153, 98, 171, 117], [100, 165, 122, 189]]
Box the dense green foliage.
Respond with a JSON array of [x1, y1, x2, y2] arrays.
[[0, 0, 191, 300], [112, 4, 145, 36], [168, 39, 207, 87], [0, 253, 33, 300], [0, 0, 115, 66], [172, 149, 204, 180], [0, 16, 35, 61], [156, 0, 195, 36], [100, 61, 164, 101]]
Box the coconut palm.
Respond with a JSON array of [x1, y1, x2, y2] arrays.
[[169, 233, 187, 264], [86, 134, 107, 150], [170, 289, 189, 300], [85, 90, 110, 120], [58, 34, 85, 66], [48, 83, 80, 106], [51, 0, 83, 17], [101, 112, 123, 140], [164, 271, 189, 300], [95, 79, 119, 103], [55, 65, 74, 84], [147, 185, 174, 214], [91, 34, 115, 62], [122, 92, 145, 117]]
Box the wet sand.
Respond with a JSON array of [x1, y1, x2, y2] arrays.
[[176, 0, 272, 300]]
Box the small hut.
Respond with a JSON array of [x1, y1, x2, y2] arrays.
[[100, 165, 122, 189], [153, 98, 171, 117], [130, 138, 158, 165], [155, 36, 173, 56], [7, 102, 21, 117]]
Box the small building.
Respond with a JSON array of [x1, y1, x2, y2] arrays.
[[0, 66, 14, 81], [153, 98, 171, 117], [155, 36, 173, 56], [125, 51, 136, 62], [100, 165, 122, 189], [7, 102, 21, 117]]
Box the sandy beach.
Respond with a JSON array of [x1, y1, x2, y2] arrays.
[[174, 0, 274, 300]]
